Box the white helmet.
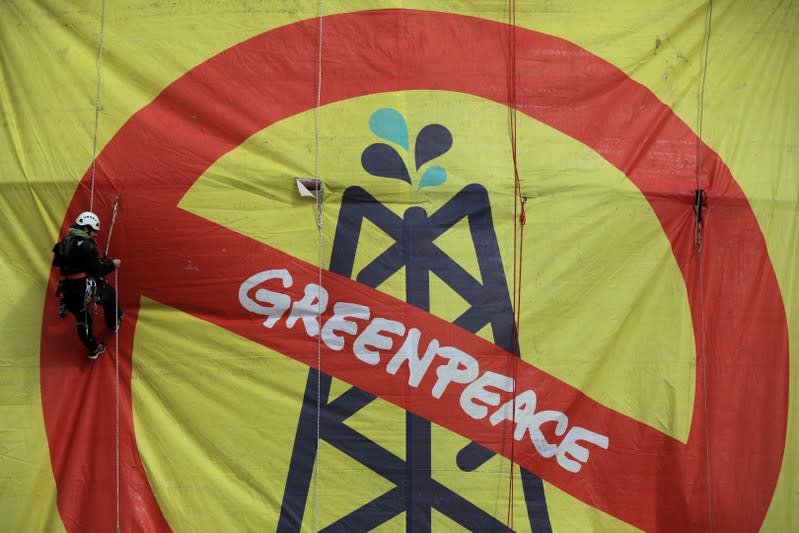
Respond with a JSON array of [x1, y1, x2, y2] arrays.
[[75, 211, 100, 231]]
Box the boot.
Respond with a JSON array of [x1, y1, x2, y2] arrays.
[[88, 343, 106, 360]]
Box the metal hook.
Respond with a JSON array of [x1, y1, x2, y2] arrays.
[[694, 189, 706, 250]]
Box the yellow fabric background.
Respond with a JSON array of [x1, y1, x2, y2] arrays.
[[1, 1, 795, 531]]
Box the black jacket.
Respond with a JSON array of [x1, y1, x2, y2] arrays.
[[52, 227, 116, 278]]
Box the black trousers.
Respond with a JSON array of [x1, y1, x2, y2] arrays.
[[60, 278, 122, 351]]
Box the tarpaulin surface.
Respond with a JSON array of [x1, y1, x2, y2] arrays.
[[1, 1, 796, 532]]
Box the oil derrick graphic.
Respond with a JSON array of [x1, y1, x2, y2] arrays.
[[279, 110, 551, 532]]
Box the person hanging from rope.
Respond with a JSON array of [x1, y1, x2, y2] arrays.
[[52, 211, 123, 360]]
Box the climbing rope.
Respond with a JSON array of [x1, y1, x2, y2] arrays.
[[312, 1, 325, 532], [505, 0, 524, 527], [84, 0, 118, 528], [104, 196, 120, 257], [88, 0, 107, 213], [695, 2, 714, 532], [114, 264, 120, 533], [107, 197, 121, 533]]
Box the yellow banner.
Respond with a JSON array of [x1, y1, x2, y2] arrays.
[[1, 1, 796, 531]]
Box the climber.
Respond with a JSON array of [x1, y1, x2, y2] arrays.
[[52, 211, 122, 360]]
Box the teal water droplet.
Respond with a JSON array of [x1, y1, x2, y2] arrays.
[[369, 108, 409, 150], [418, 166, 447, 189]]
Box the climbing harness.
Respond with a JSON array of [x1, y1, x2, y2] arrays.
[[84, 276, 98, 314]]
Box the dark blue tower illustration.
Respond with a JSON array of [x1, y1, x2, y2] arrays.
[[278, 110, 551, 532]]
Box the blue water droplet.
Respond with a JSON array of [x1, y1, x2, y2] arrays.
[[361, 143, 411, 183], [415, 124, 452, 170], [369, 108, 409, 150], [418, 166, 447, 189]]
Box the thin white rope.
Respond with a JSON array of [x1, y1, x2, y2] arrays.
[[313, 2, 325, 532], [104, 198, 119, 257], [89, 0, 107, 212], [313, 191, 323, 533], [86, 0, 117, 528], [114, 266, 120, 533], [696, 2, 714, 532], [103, 196, 121, 532], [314, 5, 324, 187]]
